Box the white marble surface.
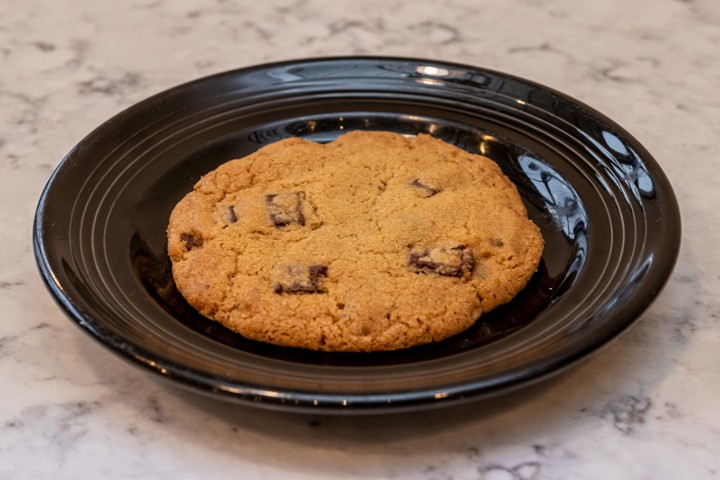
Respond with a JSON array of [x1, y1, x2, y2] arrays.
[[2, 0, 719, 478]]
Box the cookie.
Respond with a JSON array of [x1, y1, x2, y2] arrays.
[[167, 131, 543, 352]]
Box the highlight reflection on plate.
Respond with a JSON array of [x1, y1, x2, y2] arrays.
[[34, 57, 680, 413]]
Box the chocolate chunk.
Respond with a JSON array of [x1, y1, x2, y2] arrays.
[[410, 178, 441, 197], [272, 264, 328, 294], [180, 232, 203, 250], [408, 244, 475, 278], [226, 205, 238, 224], [265, 192, 306, 227]]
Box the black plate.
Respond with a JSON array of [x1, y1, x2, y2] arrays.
[[34, 57, 680, 414]]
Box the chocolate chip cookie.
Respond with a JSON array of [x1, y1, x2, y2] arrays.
[[167, 131, 543, 352]]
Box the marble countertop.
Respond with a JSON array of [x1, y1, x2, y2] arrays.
[[2, 0, 719, 478]]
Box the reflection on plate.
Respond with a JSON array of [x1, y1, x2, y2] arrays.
[[33, 57, 680, 414]]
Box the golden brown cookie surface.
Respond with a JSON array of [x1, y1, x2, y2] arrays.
[[167, 131, 543, 352]]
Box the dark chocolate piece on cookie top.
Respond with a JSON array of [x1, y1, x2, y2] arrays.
[[408, 244, 475, 278], [265, 192, 306, 227], [226, 205, 239, 224], [272, 263, 328, 294], [410, 178, 441, 197], [179, 232, 203, 251]]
